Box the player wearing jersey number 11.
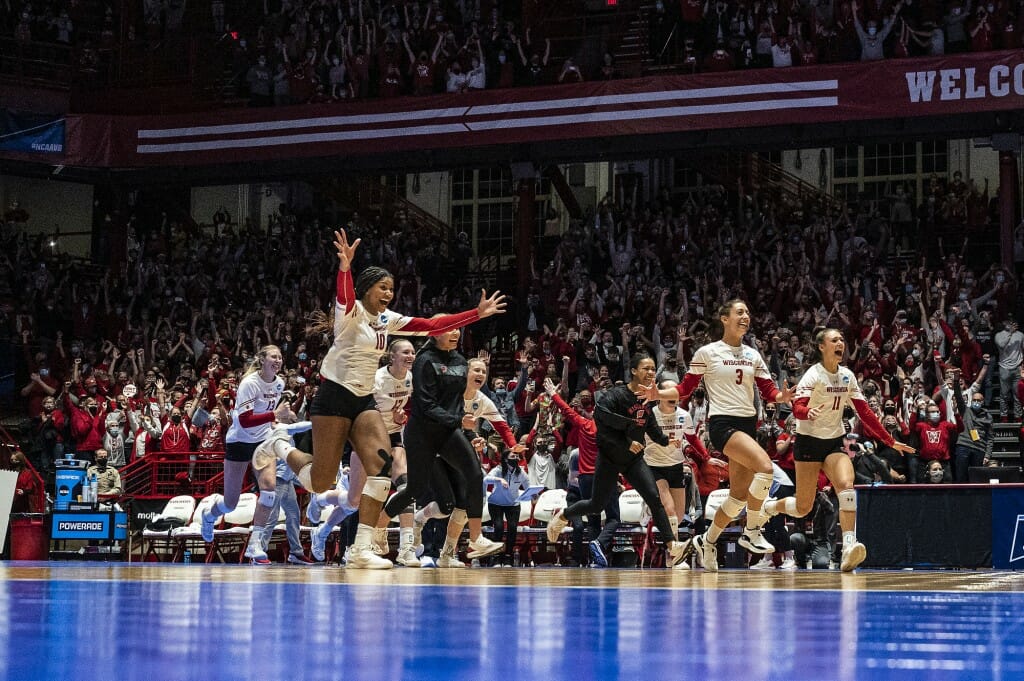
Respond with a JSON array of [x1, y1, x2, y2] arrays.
[[761, 328, 915, 571]]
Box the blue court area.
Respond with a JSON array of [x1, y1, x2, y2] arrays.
[[2, 564, 1022, 681]]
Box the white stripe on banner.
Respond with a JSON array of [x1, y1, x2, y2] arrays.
[[135, 96, 838, 154], [136, 108, 472, 139], [136, 80, 837, 140], [465, 80, 839, 116], [137, 123, 470, 153], [465, 96, 839, 131]]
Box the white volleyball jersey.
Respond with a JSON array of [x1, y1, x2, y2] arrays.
[[374, 366, 413, 434], [688, 341, 775, 418], [225, 373, 285, 444], [319, 269, 479, 396], [794, 363, 865, 439], [464, 390, 505, 424], [644, 406, 696, 467], [320, 302, 417, 396]]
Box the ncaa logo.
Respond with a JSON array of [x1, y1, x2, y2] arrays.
[[1010, 514, 1024, 564], [472, 403, 479, 411]]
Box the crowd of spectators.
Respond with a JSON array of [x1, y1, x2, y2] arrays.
[[656, 0, 1020, 72], [6, 0, 1020, 107], [1, 165, 1022, 564]]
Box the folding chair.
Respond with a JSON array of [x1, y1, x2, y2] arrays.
[[210, 493, 257, 563], [141, 495, 196, 562], [524, 489, 568, 563], [169, 494, 221, 563]]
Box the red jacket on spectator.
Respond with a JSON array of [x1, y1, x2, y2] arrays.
[[66, 399, 107, 453], [550, 394, 598, 477], [161, 417, 193, 453]]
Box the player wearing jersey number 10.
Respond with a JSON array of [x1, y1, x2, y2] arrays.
[[266, 230, 507, 569], [761, 328, 915, 571]]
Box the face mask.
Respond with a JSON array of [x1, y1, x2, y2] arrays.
[[867, 26, 877, 35], [929, 468, 944, 483], [996, 274, 1006, 284], [912, 349, 920, 358], [928, 414, 940, 424], [171, 414, 182, 424], [884, 406, 896, 415], [39, 368, 49, 377], [495, 388, 507, 397], [918, 409, 927, 418], [89, 405, 99, 414], [959, 292, 969, 301], [298, 353, 308, 361], [96, 459, 108, 469], [971, 401, 984, 411]]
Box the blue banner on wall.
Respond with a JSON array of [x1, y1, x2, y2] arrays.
[[0, 110, 64, 154], [991, 488, 1024, 569]]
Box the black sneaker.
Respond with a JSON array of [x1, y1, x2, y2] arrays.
[[589, 540, 608, 568]]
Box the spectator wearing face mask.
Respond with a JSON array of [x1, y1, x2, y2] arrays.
[[86, 449, 122, 497], [923, 459, 951, 483], [65, 391, 107, 463], [103, 413, 128, 467], [995, 317, 1024, 422], [485, 448, 531, 566], [9, 450, 41, 513], [952, 382, 994, 482], [910, 402, 960, 483], [944, 0, 974, 53], [20, 352, 58, 418], [33, 396, 65, 473], [851, 0, 902, 60], [160, 406, 193, 453]]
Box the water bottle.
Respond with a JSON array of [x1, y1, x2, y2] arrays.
[[90, 474, 99, 506], [183, 550, 192, 565], [513, 547, 521, 567]]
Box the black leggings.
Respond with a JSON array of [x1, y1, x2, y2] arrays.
[[578, 472, 620, 550], [488, 503, 521, 557], [384, 417, 484, 519], [563, 451, 676, 545]]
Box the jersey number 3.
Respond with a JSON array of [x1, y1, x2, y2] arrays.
[[735, 369, 744, 385]]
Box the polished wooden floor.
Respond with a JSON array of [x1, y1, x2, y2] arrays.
[[4, 562, 1023, 681]]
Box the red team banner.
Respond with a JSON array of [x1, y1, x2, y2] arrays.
[[53, 49, 1024, 168]]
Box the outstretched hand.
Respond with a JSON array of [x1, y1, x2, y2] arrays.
[[476, 289, 507, 318], [892, 442, 915, 456], [776, 380, 796, 404], [333, 229, 361, 272]]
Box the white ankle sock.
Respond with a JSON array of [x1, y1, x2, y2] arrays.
[[400, 527, 413, 546]]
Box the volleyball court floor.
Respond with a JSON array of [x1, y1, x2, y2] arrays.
[[3, 563, 1022, 681]]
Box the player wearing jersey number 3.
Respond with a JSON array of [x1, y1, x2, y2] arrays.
[[648, 300, 795, 571], [761, 328, 915, 571], [264, 230, 506, 569]]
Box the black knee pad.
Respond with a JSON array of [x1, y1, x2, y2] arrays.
[[438, 499, 455, 516], [376, 448, 393, 478]]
